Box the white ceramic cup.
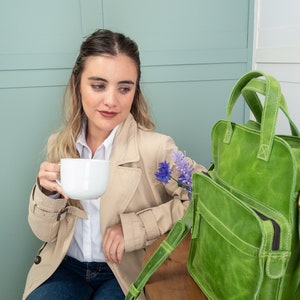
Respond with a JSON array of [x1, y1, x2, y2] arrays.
[[59, 158, 110, 200]]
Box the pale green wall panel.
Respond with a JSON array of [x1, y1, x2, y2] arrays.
[[0, 0, 104, 70], [0, 86, 64, 299], [141, 48, 248, 67], [0, 1, 82, 61], [80, 0, 105, 35], [0, 69, 71, 89], [141, 62, 247, 84], [141, 61, 248, 164], [103, 0, 249, 51], [143, 78, 245, 165]]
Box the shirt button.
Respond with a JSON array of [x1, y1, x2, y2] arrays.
[[34, 255, 41, 264]]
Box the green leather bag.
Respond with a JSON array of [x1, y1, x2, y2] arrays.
[[126, 71, 300, 299]]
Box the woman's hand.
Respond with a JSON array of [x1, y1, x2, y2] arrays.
[[103, 224, 125, 264], [38, 161, 68, 199]]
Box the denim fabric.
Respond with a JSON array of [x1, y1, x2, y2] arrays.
[[26, 256, 124, 300]]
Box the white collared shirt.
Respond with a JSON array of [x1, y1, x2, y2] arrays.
[[66, 125, 118, 262]]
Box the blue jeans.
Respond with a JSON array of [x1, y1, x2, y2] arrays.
[[26, 255, 124, 300]]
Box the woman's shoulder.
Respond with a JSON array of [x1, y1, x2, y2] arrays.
[[137, 128, 174, 146], [136, 128, 178, 164]]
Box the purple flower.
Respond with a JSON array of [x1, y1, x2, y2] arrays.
[[155, 150, 194, 199], [172, 150, 194, 194], [155, 161, 172, 184]]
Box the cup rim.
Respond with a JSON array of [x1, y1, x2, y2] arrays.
[[60, 158, 110, 162]]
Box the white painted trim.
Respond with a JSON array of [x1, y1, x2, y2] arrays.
[[252, 0, 260, 69], [256, 47, 300, 63]]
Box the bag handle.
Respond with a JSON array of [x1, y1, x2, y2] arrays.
[[241, 78, 300, 137], [224, 70, 282, 161], [125, 204, 193, 300]]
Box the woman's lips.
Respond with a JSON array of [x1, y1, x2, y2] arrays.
[[99, 110, 118, 118]]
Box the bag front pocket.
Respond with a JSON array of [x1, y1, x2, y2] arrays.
[[188, 173, 275, 300]]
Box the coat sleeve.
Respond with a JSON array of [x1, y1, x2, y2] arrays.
[[120, 197, 190, 252], [120, 134, 207, 252], [28, 182, 68, 242]]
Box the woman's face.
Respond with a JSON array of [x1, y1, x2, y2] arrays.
[[80, 54, 137, 140]]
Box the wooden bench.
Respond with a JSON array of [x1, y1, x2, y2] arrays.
[[144, 232, 207, 300]]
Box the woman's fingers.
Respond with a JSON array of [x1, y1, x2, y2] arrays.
[[38, 161, 68, 198], [103, 224, 125, 264], [116, 241, 125, 264]]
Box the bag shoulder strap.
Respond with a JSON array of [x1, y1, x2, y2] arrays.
[[241, 78, 300, 137], [125, 203, 193, 300]]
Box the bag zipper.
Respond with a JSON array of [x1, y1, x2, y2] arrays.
[[255, 210, 280, 250]]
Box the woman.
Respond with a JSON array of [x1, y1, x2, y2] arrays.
[[23, 29, 206, 300]]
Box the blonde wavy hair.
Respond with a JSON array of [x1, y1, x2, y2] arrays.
[[47, 29, 155, 162]]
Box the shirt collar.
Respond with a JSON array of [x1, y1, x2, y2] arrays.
[[76, 120, 119, 159]]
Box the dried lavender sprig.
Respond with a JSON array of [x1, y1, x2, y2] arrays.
[[172, 150, 194, 193]]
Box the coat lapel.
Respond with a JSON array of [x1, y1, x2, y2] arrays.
[[100, 115, 142, 229]]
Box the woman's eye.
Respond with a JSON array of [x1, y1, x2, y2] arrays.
[[119, 87, 131, 94], [91, 84, 105, 90]]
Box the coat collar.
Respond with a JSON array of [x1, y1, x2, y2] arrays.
[[109, 114, 140, 165]]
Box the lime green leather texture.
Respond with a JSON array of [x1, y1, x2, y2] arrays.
[[188, 70, 300, 299]]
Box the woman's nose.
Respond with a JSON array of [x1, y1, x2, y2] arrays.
[[103, 89, 117, 106]]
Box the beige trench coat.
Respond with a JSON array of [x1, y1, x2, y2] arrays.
[[23, 114, 206, 299]]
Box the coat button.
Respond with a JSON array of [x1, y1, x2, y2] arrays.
[[34, 255, 41, 264]]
